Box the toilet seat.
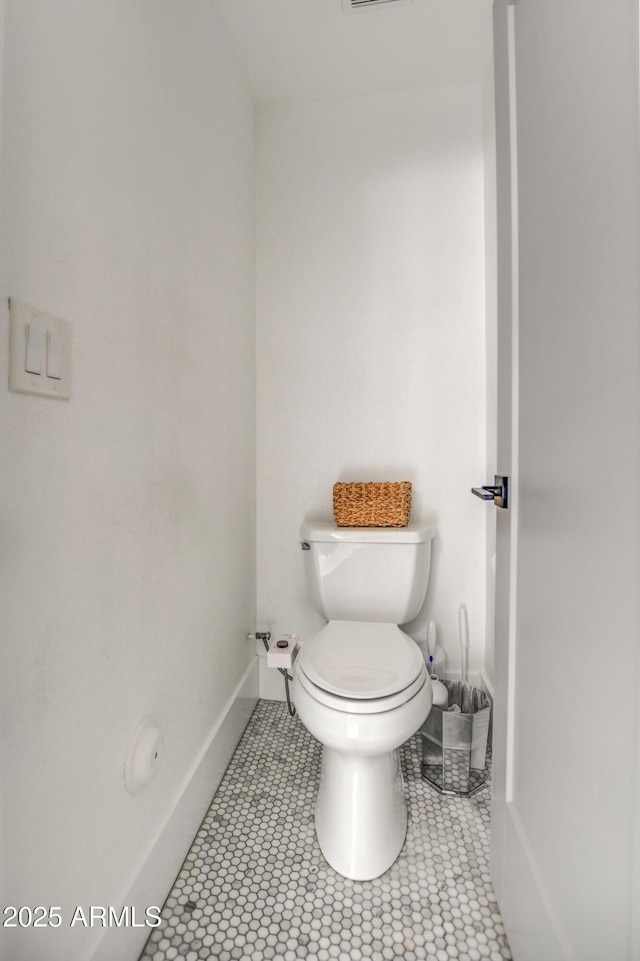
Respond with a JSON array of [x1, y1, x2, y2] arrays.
[[296, 661, 428, 715], [296, 621, 427, 715]]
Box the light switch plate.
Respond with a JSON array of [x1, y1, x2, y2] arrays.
[[9, 298, 72, 399]]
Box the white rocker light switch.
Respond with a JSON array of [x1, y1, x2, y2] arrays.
[[46, 330, 64, 379], [9, 298, 72, 399], [25, 323, 45, 375]]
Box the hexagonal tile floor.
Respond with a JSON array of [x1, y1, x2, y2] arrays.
[[139, 700, 511, 961]]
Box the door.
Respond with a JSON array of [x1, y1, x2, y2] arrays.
[[489, 0, 516, 919], [490, 2, 640, 960]]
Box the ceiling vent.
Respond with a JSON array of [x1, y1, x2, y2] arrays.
[[342, 0, 413, 12]]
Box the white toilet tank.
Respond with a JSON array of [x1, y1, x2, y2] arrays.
[[300, 520, 435, 625]]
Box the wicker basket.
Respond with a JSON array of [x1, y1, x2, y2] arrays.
[[333, 481, 412, 528]]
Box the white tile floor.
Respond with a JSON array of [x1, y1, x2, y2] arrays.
[[140, 700, 512, 961]]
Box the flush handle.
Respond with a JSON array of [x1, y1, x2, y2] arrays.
[[471, 474, 509, 509], [300, 541, 311, 551]]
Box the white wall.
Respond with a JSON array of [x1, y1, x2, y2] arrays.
[[0, 3, 256, 959], [256, 86, 488, 686]]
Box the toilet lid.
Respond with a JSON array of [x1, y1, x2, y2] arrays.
[[297, 622, 425, 700]]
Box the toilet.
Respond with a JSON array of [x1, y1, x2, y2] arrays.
[[293, 519, 436, 880]]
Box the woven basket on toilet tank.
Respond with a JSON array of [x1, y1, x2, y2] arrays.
[[332, 481, 412, 528]]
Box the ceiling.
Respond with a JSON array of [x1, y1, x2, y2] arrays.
[[215, 0, 494, 107]]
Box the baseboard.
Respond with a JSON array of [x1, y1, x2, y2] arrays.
[[90, 659, 259, 961], [500, 803, 571, 961]]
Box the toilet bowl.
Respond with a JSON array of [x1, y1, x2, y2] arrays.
[[294, 521, 436, 880], [293, 622, 431, 880]]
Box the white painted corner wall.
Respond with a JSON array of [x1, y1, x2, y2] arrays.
[[256, 87, 488, 685], [0, 3, 495, 957], [0, 3, 257, 959]]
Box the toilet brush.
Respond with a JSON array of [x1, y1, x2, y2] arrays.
[[459, 605, 469, 686]]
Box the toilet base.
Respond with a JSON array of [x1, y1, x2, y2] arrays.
[[315, 746, 407, 881]]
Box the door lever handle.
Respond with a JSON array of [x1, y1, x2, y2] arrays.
[[472, 486, 501, 499], [471, 475, 509, 509]]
